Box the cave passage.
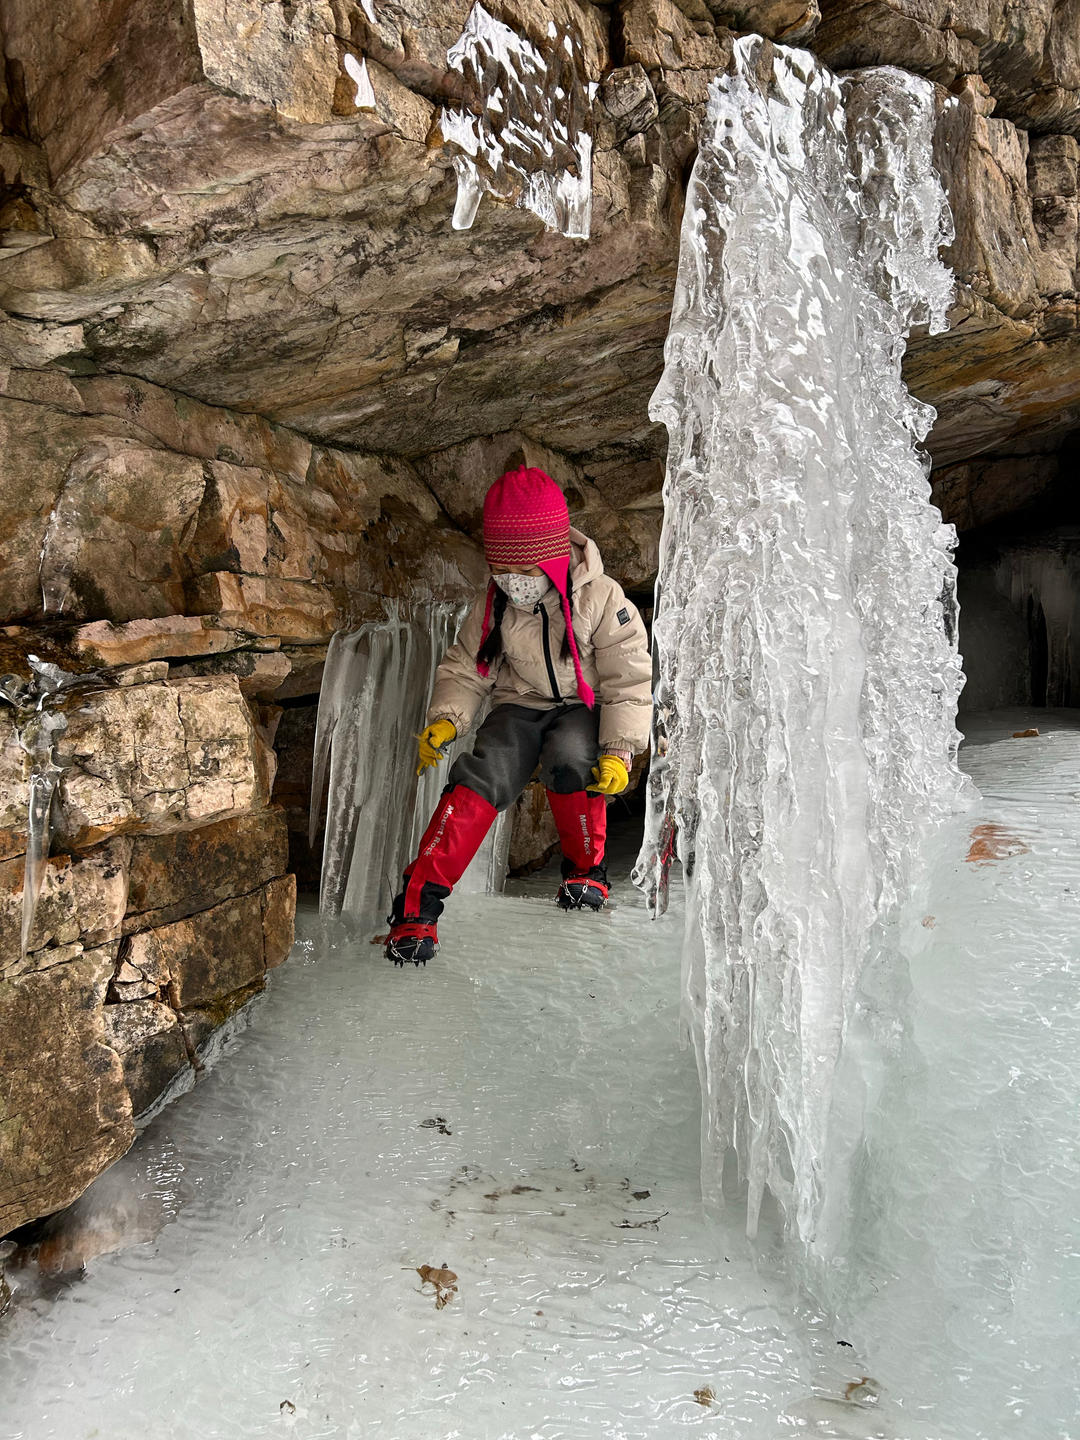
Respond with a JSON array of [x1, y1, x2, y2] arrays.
[[4, 713, 1080, 1440]]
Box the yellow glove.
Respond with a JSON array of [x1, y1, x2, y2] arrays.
[[417, 719, 457, 774], [587, 754, 630, 795]]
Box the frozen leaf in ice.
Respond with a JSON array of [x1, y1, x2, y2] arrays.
[[965, 822, 1030, 864], [844, 1377, 880, 1405], [612, 1212, 667, 1230], [419, 1117, 452, 1135]]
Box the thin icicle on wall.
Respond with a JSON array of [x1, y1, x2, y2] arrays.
[[311, 602, 509, 923], [0, 659, 107, 955], [634, 37, 968, 1247], [441, 2, 594, 238], [343, 52, 376, 111]]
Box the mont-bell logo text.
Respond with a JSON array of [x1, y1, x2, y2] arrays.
[[423, 802, 454, 856]]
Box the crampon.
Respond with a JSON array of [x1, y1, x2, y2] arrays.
[[385, 921, 438, 966], [555, 875, 609, 911]]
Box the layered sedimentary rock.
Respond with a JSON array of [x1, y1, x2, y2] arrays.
[[0, 669, 293, 1233], [3, 0, 1077, 506], [2, 0, 1078, 1230]]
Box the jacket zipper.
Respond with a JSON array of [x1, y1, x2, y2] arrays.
[[535, 599, 563, 702]]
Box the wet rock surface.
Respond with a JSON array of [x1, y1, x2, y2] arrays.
[[0, 947, 133, 1235], [0, 644, 297, 1232]]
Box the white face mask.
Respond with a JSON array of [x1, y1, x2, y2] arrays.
[[492, 572, 550, 609]]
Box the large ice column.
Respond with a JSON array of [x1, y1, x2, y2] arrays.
[[441, 2, 593, 239], [635, 37, 968, 1244], [311, 603, 510, 923]]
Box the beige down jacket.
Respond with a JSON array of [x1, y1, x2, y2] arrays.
[[427, 530, 653, 754]]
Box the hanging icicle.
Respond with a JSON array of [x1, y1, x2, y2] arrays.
[[343, 52, 376, 111], [440, 3, 593, 239], [311, 602, 510, 924], [0, 657, 111, 956]]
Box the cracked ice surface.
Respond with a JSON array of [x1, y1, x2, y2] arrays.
[[441, 3, 593, 238], [636, 38, 968, 1245]]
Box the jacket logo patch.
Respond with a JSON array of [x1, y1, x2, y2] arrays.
[[617, 607, 631, 626]]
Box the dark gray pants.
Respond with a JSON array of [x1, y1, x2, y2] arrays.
[[449, 703, 601, 811]]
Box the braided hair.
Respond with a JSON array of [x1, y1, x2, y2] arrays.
[[477, 583, 508, 673], [476, 569, 578, 672]]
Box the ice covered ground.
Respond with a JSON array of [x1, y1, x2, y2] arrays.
[[2, 710, 1078, 1440]]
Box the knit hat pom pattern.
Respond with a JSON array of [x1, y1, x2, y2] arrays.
[[477, 466, 594, 709]]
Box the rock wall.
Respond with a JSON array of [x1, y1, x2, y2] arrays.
[[0, 663, 292, 1234], [2, 0, 1078, 1231]]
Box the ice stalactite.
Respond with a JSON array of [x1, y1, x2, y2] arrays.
[[0, 658, 107, 955], [311, 603, 510, 923], [441, 2, 594, 239], [343, 52, 376, 111], [634, 37, 969, 1247]]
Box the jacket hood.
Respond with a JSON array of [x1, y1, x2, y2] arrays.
[[569, 529, 604, 589]]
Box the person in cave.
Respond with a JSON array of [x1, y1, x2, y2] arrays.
[[385, 464, 653, 966]]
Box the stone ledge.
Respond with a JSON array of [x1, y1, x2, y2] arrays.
[[73, 615, 275, 668]]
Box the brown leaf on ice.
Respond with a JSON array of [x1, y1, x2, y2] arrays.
[[419, 1116, 452, 1135], [693, 1386, 715, 1406], [613, 1212, 668, 1230], [1011, 728, 1039, 738], [965, 822, 1030, 865], [844, 1376, 881, 1404], [417, 1262, 458, 1309]]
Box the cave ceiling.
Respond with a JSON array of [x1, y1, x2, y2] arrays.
[[1, 0, 1079, 488]]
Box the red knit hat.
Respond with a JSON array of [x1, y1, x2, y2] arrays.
[[476, 466, 595, 709]]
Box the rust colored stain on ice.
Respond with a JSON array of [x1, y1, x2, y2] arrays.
[[965, 823, 1031, 865]]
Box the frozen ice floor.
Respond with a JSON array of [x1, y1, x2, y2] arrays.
[[1, 849, 890, 1439], [833, 708, 1080, 1440], [2, 710, 1079, 1440]]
